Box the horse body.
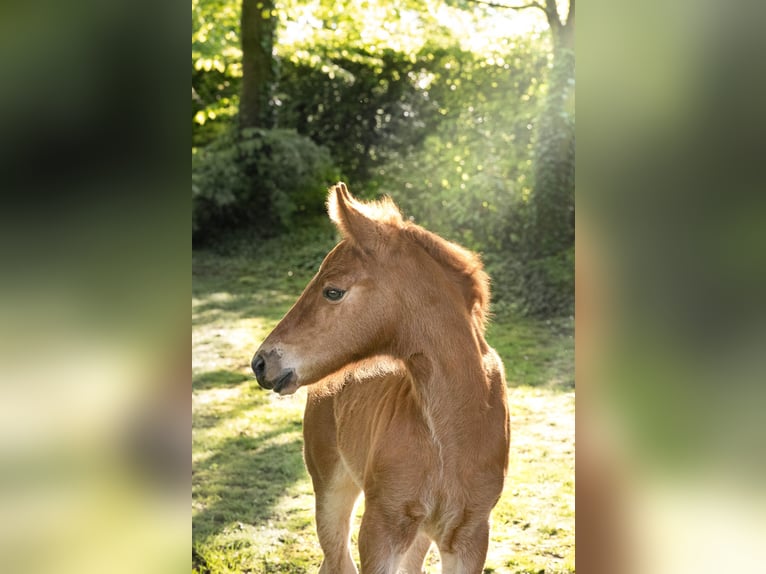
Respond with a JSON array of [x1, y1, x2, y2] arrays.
[[252, 184, 510, 573]]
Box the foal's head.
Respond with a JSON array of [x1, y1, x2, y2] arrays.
[[251, 183, 489, 395]]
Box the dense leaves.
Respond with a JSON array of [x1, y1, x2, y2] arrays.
[[192, 128, 337, 243], [276, 46, 443, 184], [191, 0, 573, 316], [523, 46, 575, 315]]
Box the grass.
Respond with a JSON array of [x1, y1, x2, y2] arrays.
[[192, 229, 574, 573]]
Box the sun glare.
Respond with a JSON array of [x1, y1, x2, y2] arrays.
[[278, 0, 548, 58]]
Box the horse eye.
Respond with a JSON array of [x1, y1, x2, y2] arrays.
[[323, 287, 346, 301]]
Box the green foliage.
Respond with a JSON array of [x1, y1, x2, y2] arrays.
[[529, 48, 575, 257], [192, 0, 243, 146], [192, 128, 338, 243], [191, 0, 573, 317], [517, 246, 575, 317], [275, 46, 444, 184], [370, 37, 553, 312], [522, 47, 575, 316]]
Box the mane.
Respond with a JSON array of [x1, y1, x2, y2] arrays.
[[327, 190, 403, 243], [352, 196, 403, 227], [328, 184, 491, 332], [401, 222, 491, 334]]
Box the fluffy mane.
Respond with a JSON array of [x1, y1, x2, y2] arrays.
[[327, 182, 491, 333], [402, 223, 492, 333], [327, 183, 403, 241]]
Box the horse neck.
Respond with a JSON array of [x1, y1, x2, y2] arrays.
[[400, 310, 494, 446]]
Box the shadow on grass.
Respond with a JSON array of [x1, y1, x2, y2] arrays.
[[192, 248, 325, 571], [193, 420, 307, 542], [193, 369, 252, 390], [192, 245, 314, 335], [192, 380, 280, 432], [192, 293, 296, 323]]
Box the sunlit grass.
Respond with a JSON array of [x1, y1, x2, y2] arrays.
[[192, 237, 573, 573]]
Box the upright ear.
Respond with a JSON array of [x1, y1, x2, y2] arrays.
[[326, 182, 402, 251]]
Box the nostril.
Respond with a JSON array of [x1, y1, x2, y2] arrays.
[[252, 354, 266, 381]]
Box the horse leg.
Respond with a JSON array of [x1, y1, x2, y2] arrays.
[[304, 392, 361, 574], [358, 501, 421, 574], [438, 520, 490, 574], [315, 467, 362, 574], [398, 532, 431, 574]]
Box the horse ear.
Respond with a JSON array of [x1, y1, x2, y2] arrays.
[[327, 183, 379, 249]]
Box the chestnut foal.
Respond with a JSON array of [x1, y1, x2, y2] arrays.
[[252, 183, 510, 573]]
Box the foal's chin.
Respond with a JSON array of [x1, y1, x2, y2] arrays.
[[275, 380, 300, 396], [273, 370, 334, 396], [277, 372, 332, 396], [270, 370, 301, 396]]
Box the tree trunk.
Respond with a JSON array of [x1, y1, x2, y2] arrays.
[[530, 45, 574, 257], [240, 0, 275, 130], [520, 0, 575, 315], [528, 0, 575, 258]]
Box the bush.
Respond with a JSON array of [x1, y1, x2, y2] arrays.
[[518, 247, 575, 317], [192, 127, 338, 243], [275, 46, 446, 185]]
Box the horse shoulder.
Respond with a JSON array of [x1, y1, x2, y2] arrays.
[[333, 372, 436, 494], [303, 388, 341, 487]]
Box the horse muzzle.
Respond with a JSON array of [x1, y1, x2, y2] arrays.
[[251, 350, 298, 395]]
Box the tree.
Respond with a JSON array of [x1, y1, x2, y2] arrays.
[[193, 0, 574, 318], [523, 0, 574, 316], [530, 0, 574, 258], [464, 0, 575, 315], [239, 0, 276, 129]]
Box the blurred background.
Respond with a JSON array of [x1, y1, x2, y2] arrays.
[[0, 0, 763, 571], [578, 0, 766, 571], [0, 1, 189, 573]]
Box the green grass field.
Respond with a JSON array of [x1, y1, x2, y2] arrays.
[[192, 231, 574, 573]]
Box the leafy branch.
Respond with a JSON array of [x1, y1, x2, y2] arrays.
[[463, 0, 548, 16], [464, 0, 574, 46]]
